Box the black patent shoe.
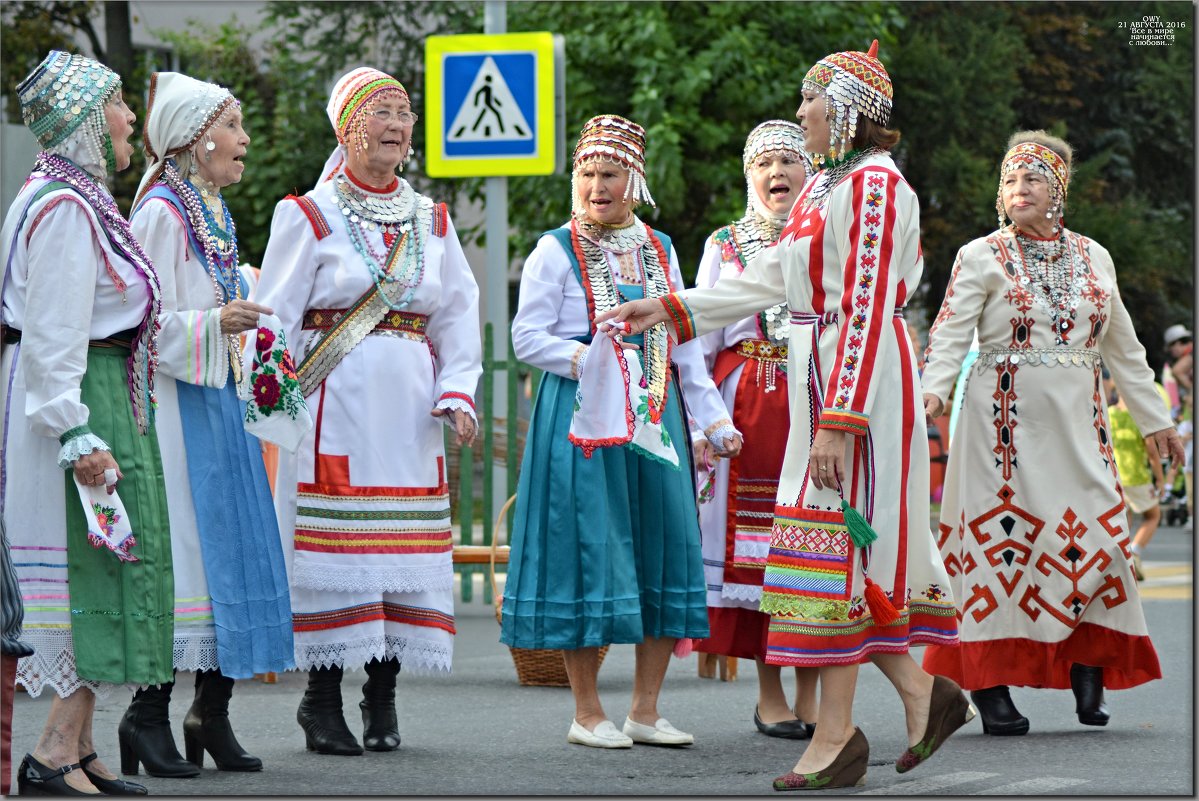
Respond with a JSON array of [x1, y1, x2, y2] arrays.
[[16, 754, 94, 796], [969, 686, 1030, 736], [1070, 664, 1110, 726], [753, 707, 815, 740], [79, 753, 148, 795]]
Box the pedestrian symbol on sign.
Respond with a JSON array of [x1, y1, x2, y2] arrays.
[[447, 56, 533, 143]]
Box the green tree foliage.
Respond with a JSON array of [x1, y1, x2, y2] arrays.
[[1, 1, 104, 123], [892, 1, 1192, 372], [501, 1, 906, 277]]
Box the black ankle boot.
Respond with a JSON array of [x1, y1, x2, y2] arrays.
[[297, 665, 363, 755], [969, 685, 1030, 736], [182, 669, 263, 771], [1070, 664, 1110, 726], [361, 658, 401, 751], [118, 679, 201, 777]]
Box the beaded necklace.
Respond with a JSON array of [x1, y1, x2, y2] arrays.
[[726, 213, 790, 344], [160, 161, 246, 381], [575, 215, 648, 254], [572, 216, 672, 424], [1008, 225, 1087, 345], [34, 151, 161, 433], [334, 172, 429, 311], [799, 147, 882, 213], [161, 161, 241, 303]]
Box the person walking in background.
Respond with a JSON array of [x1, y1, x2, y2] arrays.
[[690, 119, 819, 740], [921, 131, 1184, 736], [1160, 324, 1192, 418], [120, 71, 295, 778], [1104, 371, 1171, 580], [602, 43, 970, 790], [3, 50, 168, 796], [255, 66, 481, 757], [501, 114, 740, 750]]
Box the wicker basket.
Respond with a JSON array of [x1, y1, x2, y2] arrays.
[[490, 494, 609, 686]]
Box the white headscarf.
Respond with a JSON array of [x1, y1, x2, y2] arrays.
[[135, 72, 235, 205]]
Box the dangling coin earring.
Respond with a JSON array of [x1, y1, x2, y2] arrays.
[[205, 137, 215, 162]]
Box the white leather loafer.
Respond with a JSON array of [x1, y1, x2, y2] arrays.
[[622, 717, 694, 746], [567, 719, 633, 748]]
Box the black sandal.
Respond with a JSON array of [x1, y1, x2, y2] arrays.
[[80, 752, 149, 795], [16, 754, 93, 796]]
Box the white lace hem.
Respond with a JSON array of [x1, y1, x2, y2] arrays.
[[16, 629, 117, 700], [293, 562, 452, 594], [297, 634, 452, 675], [720, 582, 764, 605], [57, 433, 111, 470], [173, 633, 221, 673]]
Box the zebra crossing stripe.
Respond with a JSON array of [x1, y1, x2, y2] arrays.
[[975, 776, 1089, 794], [856, 770, 998, 794]]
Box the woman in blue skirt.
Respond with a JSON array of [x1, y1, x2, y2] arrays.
[[122, 71, 294, 777], [502, 115, 741, 749]]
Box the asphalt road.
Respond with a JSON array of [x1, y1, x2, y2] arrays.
[[8, 523, 1193, 796]]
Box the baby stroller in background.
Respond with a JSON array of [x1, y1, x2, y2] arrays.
[[1161, 468, 1189, 527]]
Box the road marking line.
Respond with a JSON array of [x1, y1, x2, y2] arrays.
[[974, 776, 1089, 794], [856, 771, 998, 794]]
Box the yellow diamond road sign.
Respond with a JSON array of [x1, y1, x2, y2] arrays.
[[425, 32, 562, 178]]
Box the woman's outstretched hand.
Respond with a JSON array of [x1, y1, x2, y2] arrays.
[[594, 298, 671, 336]]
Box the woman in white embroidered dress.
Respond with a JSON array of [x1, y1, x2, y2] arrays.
[[119, 71, 294, 778], [920, 131, 1183, 735], [2, 51, 162, 796], [502, 115, 740, 750], [691, 120, 820, 739], [603, 44, 972, 790], [255, 67, 481, 757]]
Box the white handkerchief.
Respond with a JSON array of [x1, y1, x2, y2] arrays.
[[568, 323, 679, 468], [72, 478, 138, 562], [239, 313, 313, 452]]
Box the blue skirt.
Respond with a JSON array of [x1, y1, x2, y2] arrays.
[[500, 363, 709, 650], [177, 377, 294, 677]]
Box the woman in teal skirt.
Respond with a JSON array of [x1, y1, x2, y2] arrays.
[[502, 115, 741, 749]]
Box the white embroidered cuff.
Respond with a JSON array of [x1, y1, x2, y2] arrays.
[[435, 396, 478, 424], [57, 432, 111, 470], [705, 423, 741, 449]]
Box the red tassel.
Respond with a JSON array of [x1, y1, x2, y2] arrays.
[[864, 578, 900, 625], [673, 638, 694, 658]]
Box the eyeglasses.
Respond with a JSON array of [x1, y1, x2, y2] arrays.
[[369, 109, 418, 126]]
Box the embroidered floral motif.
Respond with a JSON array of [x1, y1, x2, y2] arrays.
[[245, 325, 305, 423], [833, 170, 887, 411]]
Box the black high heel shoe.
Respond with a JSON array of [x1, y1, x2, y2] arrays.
[[297, 665, 363, 756], [118, 680, 201, 777], [79, 753, 148, 795], [16, 754, 91, 796], [182, 669, 262, 770], [1070, 664, 1110, 726], [969, 686, 1030, 736]]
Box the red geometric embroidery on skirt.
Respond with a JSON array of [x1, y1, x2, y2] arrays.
[[1016, 507, 1127, 626], [968, 484, 1043, 599], [1096, 499, 1131, 557], [991, 364, 1019, 480], [1091, 373, 1118, 478]]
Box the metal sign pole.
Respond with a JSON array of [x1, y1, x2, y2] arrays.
[[483, 0, 508, 525]]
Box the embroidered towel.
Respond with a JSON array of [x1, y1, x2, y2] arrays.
[[239, 312, 313, 451], [568, 321, 678, 468], [72, 475, 138, 562]]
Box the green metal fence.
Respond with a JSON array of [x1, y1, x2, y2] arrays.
[[449, 322, 540, 604]]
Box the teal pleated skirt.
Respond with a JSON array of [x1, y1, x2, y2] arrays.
[[500, 357, 709, 650]]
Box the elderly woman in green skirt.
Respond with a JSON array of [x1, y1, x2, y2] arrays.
[[2, 50, 172, 795]]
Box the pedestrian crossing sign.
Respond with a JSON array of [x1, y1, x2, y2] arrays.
[[425, 32, 562, 177]]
